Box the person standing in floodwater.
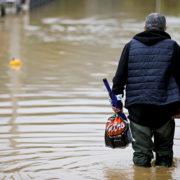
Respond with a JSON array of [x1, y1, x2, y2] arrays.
[[112, 13, 180, 167]]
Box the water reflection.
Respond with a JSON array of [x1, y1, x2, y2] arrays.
[[0, 0, 180, 179], [104, 163, 178, 180], [133, 166, 173, 180], [8, 68, 21, 152]]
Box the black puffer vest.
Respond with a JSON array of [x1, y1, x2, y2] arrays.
[[125, 39, 180, 107]]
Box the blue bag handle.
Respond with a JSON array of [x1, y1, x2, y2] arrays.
[[103, 78, 127, 120]]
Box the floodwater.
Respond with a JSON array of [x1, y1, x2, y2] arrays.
[[0, 0, 180, 179]]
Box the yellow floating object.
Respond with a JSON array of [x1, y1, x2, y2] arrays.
[[9, 59, 22, 70]]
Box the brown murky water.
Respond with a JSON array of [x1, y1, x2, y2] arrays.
[[0, 0, 180, 179]]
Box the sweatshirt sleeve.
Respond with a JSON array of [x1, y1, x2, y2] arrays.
[[172, 42, 180, 88], [112, 42, 130, 95]]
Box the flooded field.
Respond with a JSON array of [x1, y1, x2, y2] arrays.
[[0, 0, 180, 179]]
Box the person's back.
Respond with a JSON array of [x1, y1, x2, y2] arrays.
[[126, 36, 180, 107], [112, 13, 180, 167]]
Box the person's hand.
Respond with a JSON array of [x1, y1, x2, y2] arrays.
[[112, 106, 121, 114], [110, 94, 123, 114]]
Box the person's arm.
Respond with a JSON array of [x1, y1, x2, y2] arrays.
[[111, 42, 130, 114], [172, 42, 180, 88], [112, 42, 130, 95]]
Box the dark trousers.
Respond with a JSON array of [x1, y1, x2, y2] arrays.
[[130, 119, 175, 167]]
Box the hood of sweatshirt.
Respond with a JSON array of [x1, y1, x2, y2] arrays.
[[133, 29, 171, 46]]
